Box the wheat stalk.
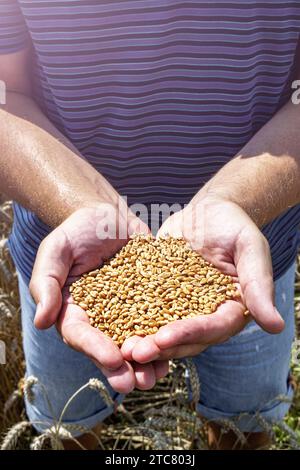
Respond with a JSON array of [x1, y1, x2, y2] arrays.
[[275, 421, 300, 449], [30, 433, 49, 450], [23, 376, 38, 404], [1, 421, 31, 450], [209, 418, 247, 447], [88, 378, 114, 407], [3, 390, 21, 415], [184, 358, 200, 406]]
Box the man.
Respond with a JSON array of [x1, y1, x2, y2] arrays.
[[0, 0, 300, 450]]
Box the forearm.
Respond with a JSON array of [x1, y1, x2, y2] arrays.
[[195, 99, 300, 227], [0, 92, 119, 227]]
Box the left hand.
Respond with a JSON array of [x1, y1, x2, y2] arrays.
[[30, 206, 169, 392], [122, 196, 285, 364]]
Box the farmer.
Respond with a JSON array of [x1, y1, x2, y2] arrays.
[[0, 0, 300, 450]]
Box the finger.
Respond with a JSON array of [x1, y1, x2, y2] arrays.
[[132, 339, 207, 362], [155, 344, 206, 360], [127, 212, 151, 237], [133, 362, 157, 390], [122, 337, 169, 382], [121, 335, 143, 361], [30, 230, 72, 329], [130, 332, 205, 362], [95, 360, 136, 394], [57, 302, 124, 371], [156, 216, 183, 239], [153, 360, 170, 380], [235, 228, 285, 334], [153, 301, 248, 350], [33, 277, 63, 329], [168, 344, 208, 359], [130, 335, 161, 363]]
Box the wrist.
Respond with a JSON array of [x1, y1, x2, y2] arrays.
[[64, 194, 125, 222], [189, 184, 232, 209], [62, 197, 148, 240], [57, 181, 122, 226], [189, 184, 264, 227]]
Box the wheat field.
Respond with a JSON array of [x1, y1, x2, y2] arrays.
[[0, 199, 299, 450]]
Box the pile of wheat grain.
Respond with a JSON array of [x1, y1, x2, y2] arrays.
[[71, 235, 240, 346]]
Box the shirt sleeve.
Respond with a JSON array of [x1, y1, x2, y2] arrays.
[[0, 0, 29, 54]]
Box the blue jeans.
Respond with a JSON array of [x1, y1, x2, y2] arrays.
[[18, 263, 296, 436]]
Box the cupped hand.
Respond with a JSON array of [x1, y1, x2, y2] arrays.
[[29, 205, 169, 393], [122, 197, 284, 365]]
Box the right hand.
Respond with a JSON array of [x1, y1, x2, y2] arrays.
[[122, 197, 284, 367], [29, 204, 169, 393]]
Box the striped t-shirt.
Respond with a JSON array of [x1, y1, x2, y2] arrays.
[[1, 0, 300, 284]]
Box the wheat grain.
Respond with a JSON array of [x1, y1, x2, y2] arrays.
[[0, 301, 13, 319], [255, 414, 275, 440], [185, 358, 201, 406], [136, 426, 173, 450], [88, 378, 114, 407], [3, 390, 21, 415], [275, 421, 300, 450], [23, 375, 38, 404], [30, 433, 49, 450], [71, 235, 240, 345], [45, 425, 82, 450], [0, 260, 14, 283], [0, 421, 31, 450], [212, 418, 247, 446]]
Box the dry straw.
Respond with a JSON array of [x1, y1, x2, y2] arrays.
[[88, 378, 114, 408], [71, 235, 240, 346], [0, 421, 31, 450]]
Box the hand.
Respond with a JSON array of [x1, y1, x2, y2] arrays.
[[29, 205, 169, 393], [122, 197, 285, 364]]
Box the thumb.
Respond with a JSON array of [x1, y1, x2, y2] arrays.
[[156, 213, 183, 239], [31, 277, 63, 329], [29, 230, 71, 329], [127, 212, 150, 237], [235, 228, 284, 334]]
